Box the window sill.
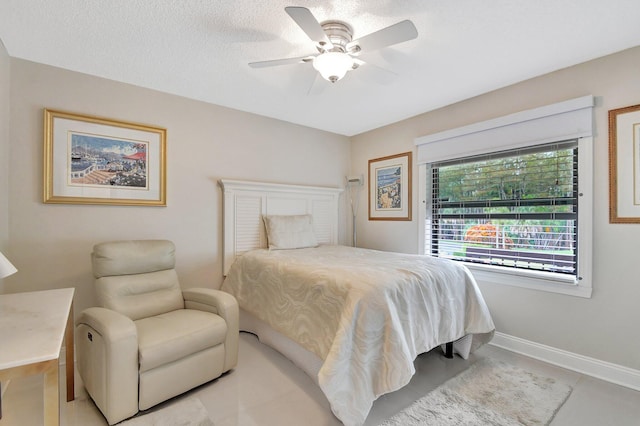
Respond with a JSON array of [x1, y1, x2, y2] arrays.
[[467, 263, 592, 298]]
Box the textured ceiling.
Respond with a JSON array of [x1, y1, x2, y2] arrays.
[[1, 0, 640, 136]]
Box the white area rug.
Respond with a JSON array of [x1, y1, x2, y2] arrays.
[[379, 359, 572, 426], [119, 397, 214, 426]]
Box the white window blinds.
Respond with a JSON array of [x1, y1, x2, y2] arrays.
[[428, 141, 578, 276]]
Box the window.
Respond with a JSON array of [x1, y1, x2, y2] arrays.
[[427, 141, 578, 276], [415, 96, 593, 297]]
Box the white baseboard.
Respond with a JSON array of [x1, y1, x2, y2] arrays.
[[490, 332, 640, 392]]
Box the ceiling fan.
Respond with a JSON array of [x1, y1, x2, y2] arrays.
[[249, 6, 418, 84]]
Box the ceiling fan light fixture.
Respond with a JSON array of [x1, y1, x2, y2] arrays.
[[313, 52, 353, 83]]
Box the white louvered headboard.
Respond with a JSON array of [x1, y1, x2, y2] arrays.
[[219, 179, 343, 275]]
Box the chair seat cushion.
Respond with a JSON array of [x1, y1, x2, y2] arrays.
[[136, 309, 227, 372]]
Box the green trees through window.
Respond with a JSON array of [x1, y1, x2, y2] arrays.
[[429, 141, 578, 275]]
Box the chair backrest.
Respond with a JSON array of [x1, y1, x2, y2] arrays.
[[92, 240, 184, 321]]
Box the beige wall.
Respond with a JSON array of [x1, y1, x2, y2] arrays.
[[4, 59, 350, 313], [350, 46, 640, 371]]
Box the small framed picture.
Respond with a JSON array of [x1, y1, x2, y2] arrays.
[[43, 109, 166, 206], [368, 151, 412, 221]]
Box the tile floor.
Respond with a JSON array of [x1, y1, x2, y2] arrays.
[[1, 332, 639, 425]]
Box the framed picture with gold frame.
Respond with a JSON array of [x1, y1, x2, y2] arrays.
[[44, 109, 166, 206], [609, 104, 640, 223], [368, 151, 412, 221]]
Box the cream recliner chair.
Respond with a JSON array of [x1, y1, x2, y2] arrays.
[[76, 240, 238, 425]]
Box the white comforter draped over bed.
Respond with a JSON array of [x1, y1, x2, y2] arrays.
[[221, 245, 495, 425]]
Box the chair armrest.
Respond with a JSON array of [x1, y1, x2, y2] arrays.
[[183, 288, 239, 371], [75, 307, 138, 425], [182, 288, 237, 317], [76, 307, 137, 343]]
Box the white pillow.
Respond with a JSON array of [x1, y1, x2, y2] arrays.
[[263, 214, 319, 250]]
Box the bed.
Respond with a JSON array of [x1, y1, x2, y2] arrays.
[[219, 179, 495, 426]]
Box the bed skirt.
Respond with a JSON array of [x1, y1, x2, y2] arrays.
[[239, 308, 483, 423], [240, 308, 323, 384]]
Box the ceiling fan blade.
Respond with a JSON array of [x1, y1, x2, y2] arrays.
[[285, 6, 334, 49], [353, 58, 397, 85], [348, 20, 418, 53], [307, 72, 326, 96], [249, 55, 315, 68]]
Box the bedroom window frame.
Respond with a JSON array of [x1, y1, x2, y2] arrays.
[[415, 96, 593, 298]]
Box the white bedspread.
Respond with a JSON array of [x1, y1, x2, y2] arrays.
[[221, 245, 495, 425]]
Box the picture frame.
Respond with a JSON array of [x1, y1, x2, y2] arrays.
[[368, 151, 412, 221], [44, 109, 166, 206], [609, 104, 640, 223]]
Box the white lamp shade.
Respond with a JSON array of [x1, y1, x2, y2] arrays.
[[313, 52, 353, 83], [0, 251, 17, 279]]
